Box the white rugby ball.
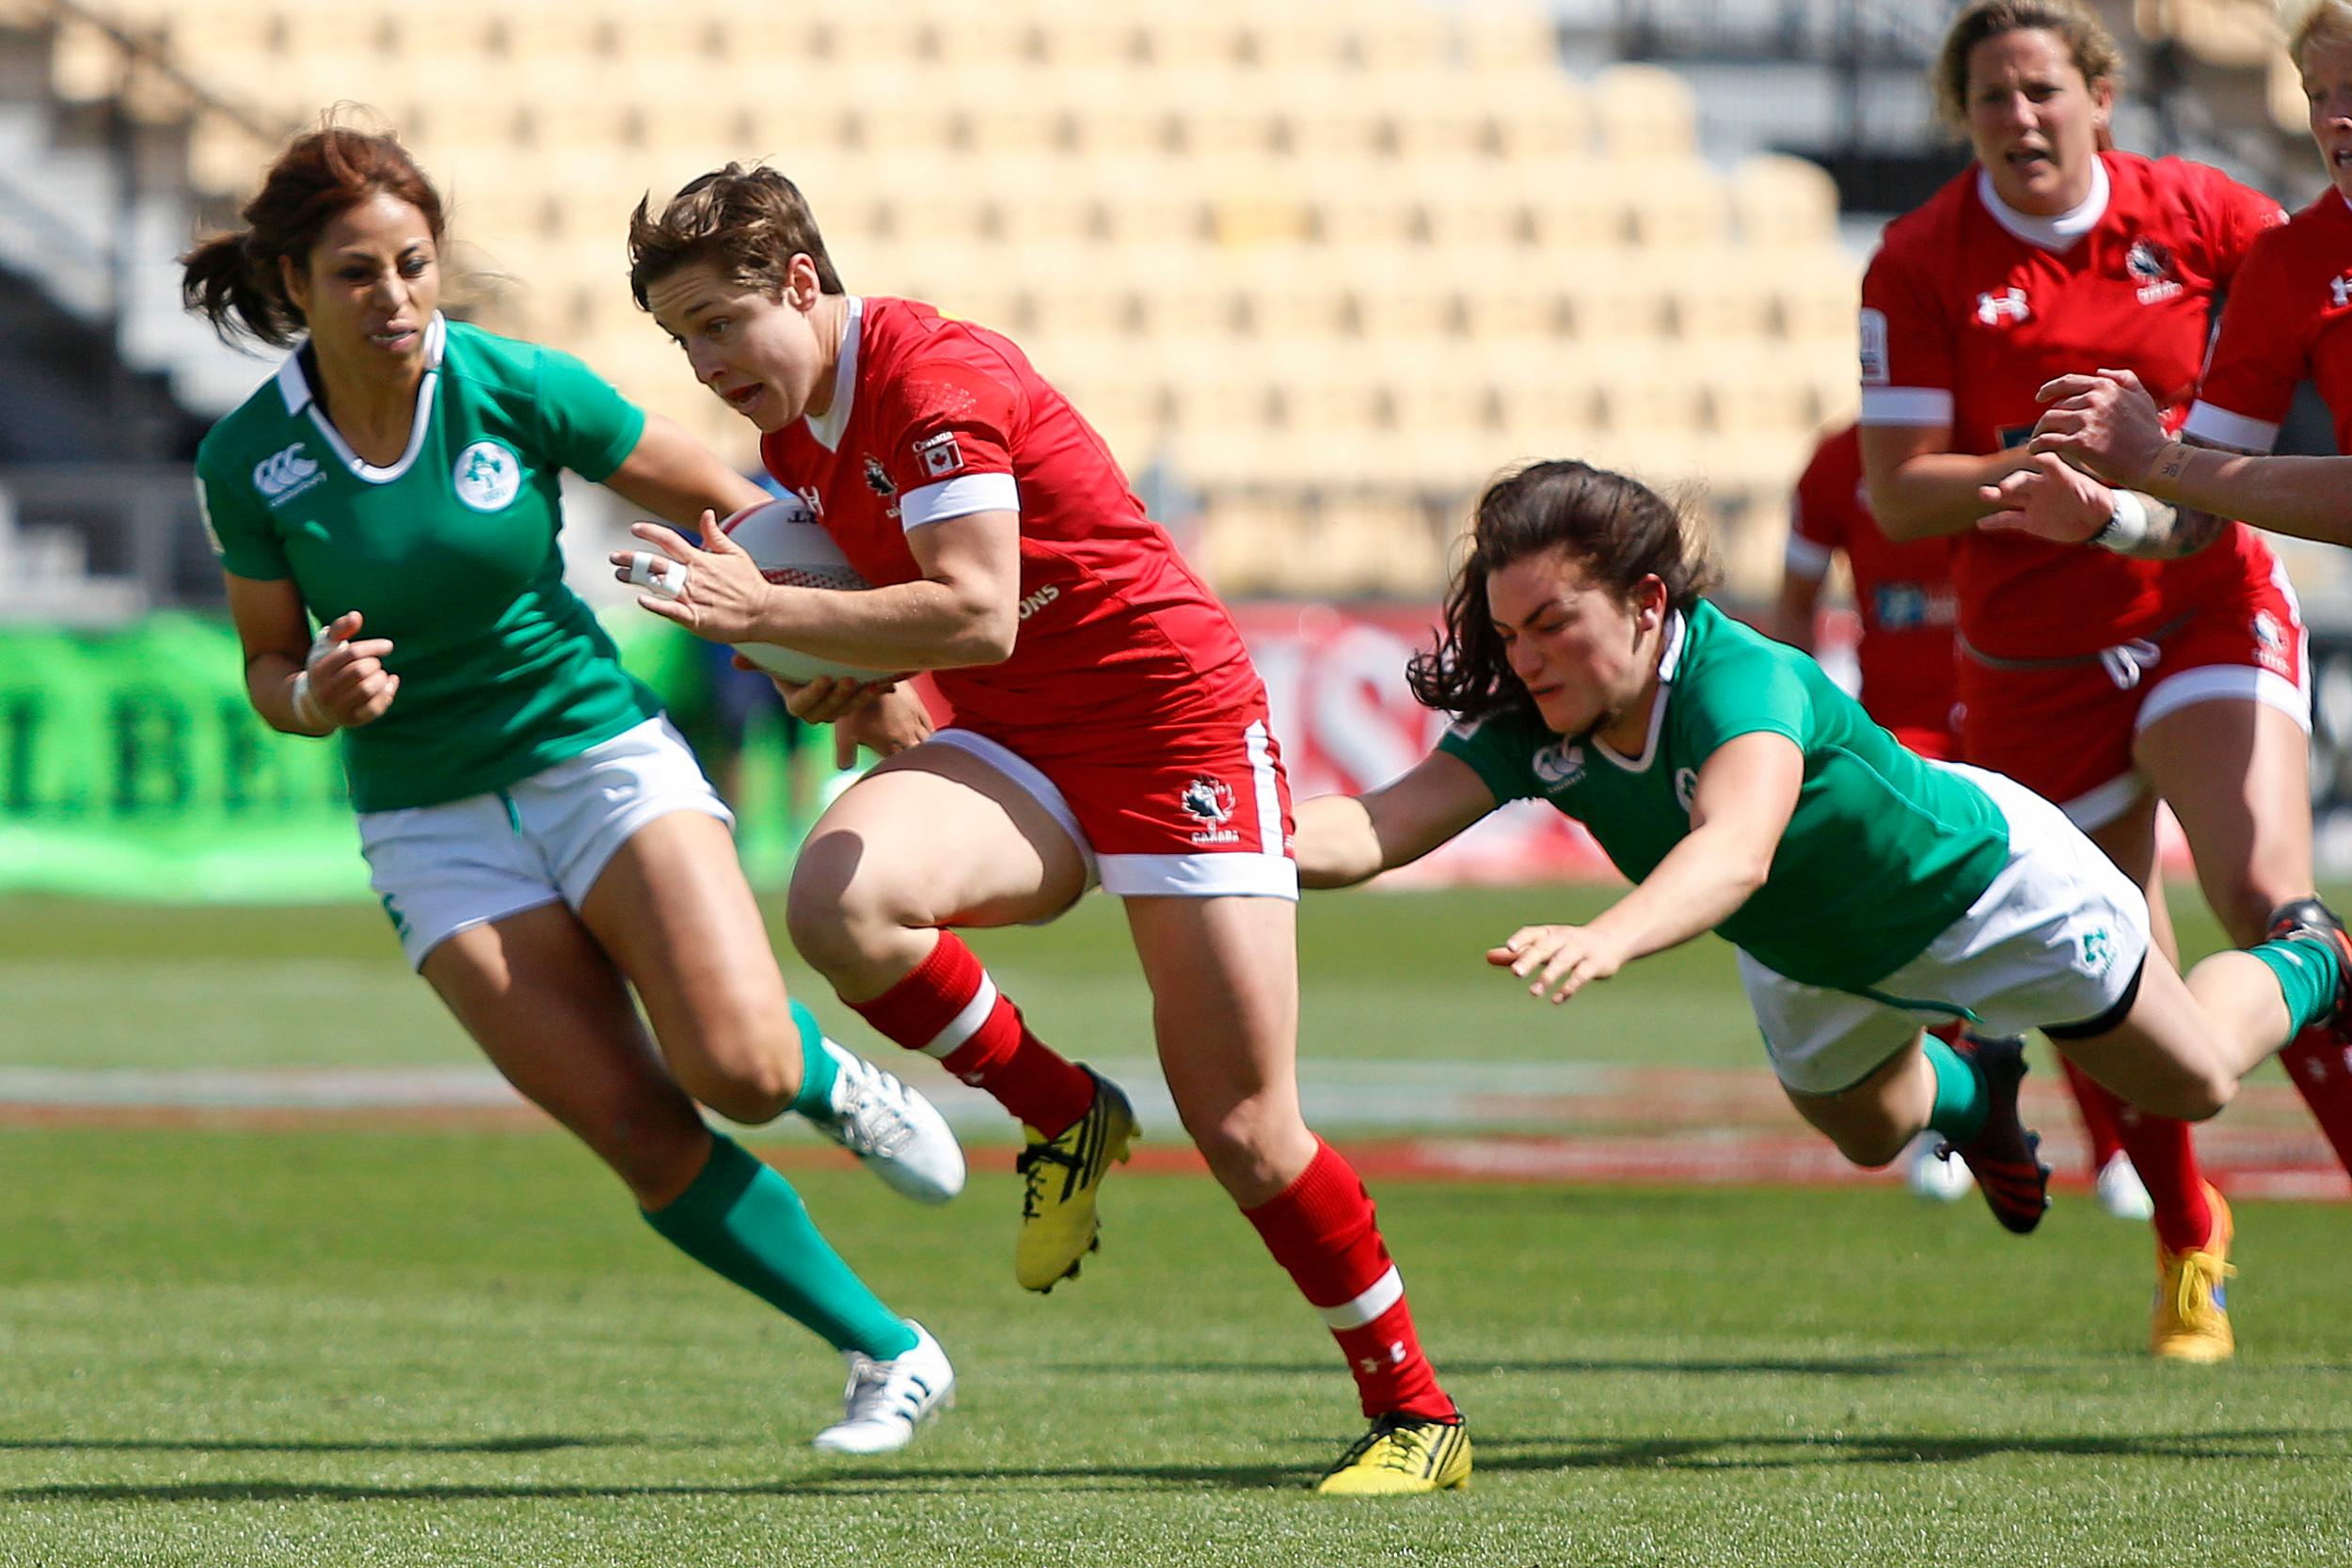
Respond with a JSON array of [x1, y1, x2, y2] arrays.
[[720, 498, 900, 683]]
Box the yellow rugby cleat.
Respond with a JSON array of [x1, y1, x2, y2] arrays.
[[1014, 1067, 1136, 1292], [2151, 1185, 2235, 1363], [1313, 1414, 1472, 1497]]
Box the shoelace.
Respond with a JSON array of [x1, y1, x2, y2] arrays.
[[838, 1354, 925, 1427], [2162, 1250, 2235, 1322], [831, 1065, 918, 1159], [1340, 1419, 1437, 1475], [1015, 1139, 1083, 1218]]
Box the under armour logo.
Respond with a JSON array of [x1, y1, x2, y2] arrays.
[[1976, 287, 2030, 325]]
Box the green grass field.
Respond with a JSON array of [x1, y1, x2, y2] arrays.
[[3, 889, 2348, 1566]]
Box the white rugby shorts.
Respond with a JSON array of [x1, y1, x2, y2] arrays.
[[1740, 764, 2153, 1095], [358, 715, 732, 968]]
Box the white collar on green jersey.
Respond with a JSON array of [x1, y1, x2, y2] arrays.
[[1976, 155, 2110, 253], [804, 295, 865, 453], [273, 313, 447, 484], [1593, 608, 1686, 773]]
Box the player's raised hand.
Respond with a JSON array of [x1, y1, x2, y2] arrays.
[[610, 508, 772, 642], [1977, 451, 2117, 545], [1487, 923, 1625, 1004], [301, 610, 399, 729], [2027, 367, 2168, 484]]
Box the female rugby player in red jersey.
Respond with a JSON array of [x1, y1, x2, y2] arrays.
[[1856, 0, 2346, 1361], [612, 165, 1468, 1495], [1979, 1, 2352, 1188]]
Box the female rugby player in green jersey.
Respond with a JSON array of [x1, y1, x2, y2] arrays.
[[181, 125, 958, 1452], [1295, 461, 2350, 1304]]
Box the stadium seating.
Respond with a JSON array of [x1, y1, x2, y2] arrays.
[[36, 0, 1860, 600]]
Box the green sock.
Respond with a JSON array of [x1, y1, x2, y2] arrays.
[[644, 1133, 916, 1358], [1921, 1037, 1989, 1143], [787, 999, 839, 1121], [2251, 935, 2343, 1035]]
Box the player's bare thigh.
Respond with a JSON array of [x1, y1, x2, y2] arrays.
[[1127, 893, 1313, 1204], [576, 810, 803, 1125], [785, 737, 1090, 997], [2135, 697, 2312, 945], [1781, 1036, 1931, 1169], [2054, 954, 2254, 1122], [421, 902, 711, 1207]]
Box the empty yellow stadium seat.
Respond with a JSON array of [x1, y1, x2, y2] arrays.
[[1591, 62, 1700, 161]]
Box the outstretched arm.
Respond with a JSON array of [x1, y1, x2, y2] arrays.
[[1492, 732, 1801, 1002], [599, 411, 771, 528], [2011, 369, 2348, 547], [2134, 445, 2352, 547], [1295, 750, 1499, 890]]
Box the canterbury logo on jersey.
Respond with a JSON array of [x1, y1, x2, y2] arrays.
[[2331, 273, 2352, 310], [1532, 741, 1584, 790], [252, 443, 324, 504]]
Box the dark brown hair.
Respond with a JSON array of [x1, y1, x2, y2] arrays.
[[628, 163, 843, 309], [1407, 461, 1717, 721], [1933, 0, 2121, 133], [180, 122, 445, 347]]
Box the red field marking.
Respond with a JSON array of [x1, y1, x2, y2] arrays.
[[2, 1067, 2344, 1198]]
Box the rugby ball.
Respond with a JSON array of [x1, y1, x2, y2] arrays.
[[720, 498, 900, 683]]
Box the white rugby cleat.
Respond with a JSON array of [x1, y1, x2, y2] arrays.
[[808, 1039, 966, 1205], [2094, 1149, 2156, 1222], [1903, 1129, 1973, 1203], [811, 1321, 954, 1455]]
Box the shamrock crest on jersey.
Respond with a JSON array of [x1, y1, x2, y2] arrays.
[[453, 440, 522, 512]]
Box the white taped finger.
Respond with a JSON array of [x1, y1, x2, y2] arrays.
[[625, 551, 689, 599]]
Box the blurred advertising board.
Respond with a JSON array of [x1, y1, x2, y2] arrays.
[[1232, 602, 1614, 886], [0, 605, 1619, 901]]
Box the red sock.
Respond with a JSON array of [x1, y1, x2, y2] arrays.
[[1243, 1139, 1453, 1421], [846, 933, 1095, 1136], [2280, 1025, 2352, 1184], [2058, 1055, 2126, 1172], [2108, 1100, 2215, 1254]]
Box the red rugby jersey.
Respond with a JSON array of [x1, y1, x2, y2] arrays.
[[2187, 188, 2352, 453], [1859, 151, 2283, 660], [1787, 423, 1957, 738], [758, 296, 1261, 742]]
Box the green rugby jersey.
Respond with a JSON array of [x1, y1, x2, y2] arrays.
[[196, 316, 660, 812], [1440, 599, 2010, 992]]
